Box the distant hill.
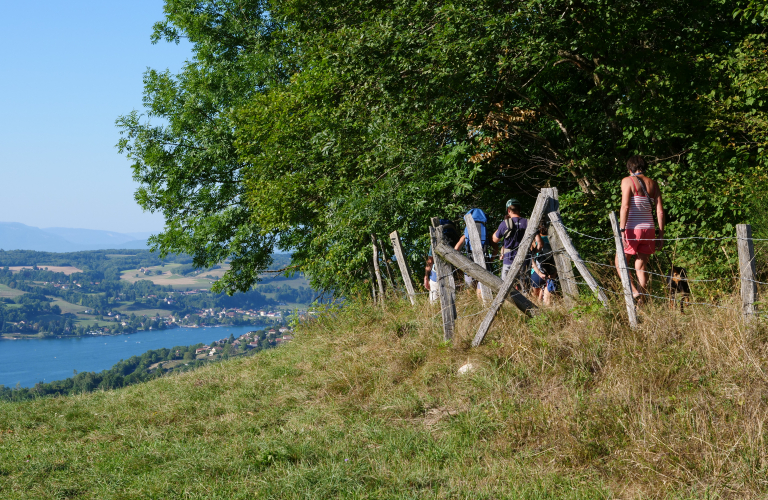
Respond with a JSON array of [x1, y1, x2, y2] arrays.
[[0, 222, 150, 252]]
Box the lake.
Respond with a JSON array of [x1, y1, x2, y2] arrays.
[[0, 325, 263, 388]]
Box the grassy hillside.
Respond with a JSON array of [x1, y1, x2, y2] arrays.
[[0, 292, 766, 498]]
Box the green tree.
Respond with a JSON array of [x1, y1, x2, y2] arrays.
[[121, 0, 768, 296]]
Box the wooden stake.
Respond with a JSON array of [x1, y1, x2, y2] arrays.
[[609, 212, 638, 329], [389, 230, 416, 305], [429, 226, 455, 341], [473, 192, 549, 347], [542, 188, 579, 303], [431, 218, 456, 292], [548, 211, 608, 306], [371, 234, 385, 304], [737, 224, 757, 319], [464, 213, 493, 305]]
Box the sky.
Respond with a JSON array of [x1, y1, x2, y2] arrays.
[[0, 1, 192, 233]]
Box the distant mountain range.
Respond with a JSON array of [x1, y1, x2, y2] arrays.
[[0, 222, 152, 252]]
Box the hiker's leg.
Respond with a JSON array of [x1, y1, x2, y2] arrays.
[[634, 253, 651, 298]]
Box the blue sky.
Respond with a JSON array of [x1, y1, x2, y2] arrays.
[[0, 1, 191, 233]]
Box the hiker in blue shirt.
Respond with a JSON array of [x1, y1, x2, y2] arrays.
[[492, 199, 528, 281], [453, 208, 496, 299]]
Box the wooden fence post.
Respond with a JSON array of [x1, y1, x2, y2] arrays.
[[542, 188, 579, 303], [737, 224, 758, 319], [429, 226, 455, 341], [464, 213, 493, 305], [389, 230, 416, 305], [473, 192, 549, 347], [548, 212, 608, 306], [371, 234, 385, 304], [609, 212, 638, 329], [431, 218, 456, 292]]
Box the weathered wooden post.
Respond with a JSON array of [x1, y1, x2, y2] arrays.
[[370, 234, 385, 304], [737, 224, 758, 319], [431, 218, 456, 292], [548, 212, 608, 306], [609, 212, 638, 329], [429, 226, 455, 340], [389, 230, 417, 305], [464, 213, 493, 305], [473, 192, 549, 347], [542, 188, 579, 303]]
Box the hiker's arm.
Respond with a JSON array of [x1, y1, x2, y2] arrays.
[[491, 226, 502, 244], [619, 178, 631, 239], [655, 181, 665, 249], [454, 235, 466, 251]]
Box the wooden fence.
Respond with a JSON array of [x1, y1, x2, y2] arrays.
[[370, 189, 760, 346]]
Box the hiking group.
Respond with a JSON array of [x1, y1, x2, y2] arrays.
[[423, 198, 558, 306], [423, 155, 665, 308]]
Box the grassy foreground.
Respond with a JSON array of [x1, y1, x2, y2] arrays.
[[1, 292, 767, 499]]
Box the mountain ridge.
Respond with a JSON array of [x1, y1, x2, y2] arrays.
[[0, 222, 150, 252]]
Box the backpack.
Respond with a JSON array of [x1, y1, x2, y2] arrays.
[[501, 218, 522, 246], [439, 219, 461, 247]]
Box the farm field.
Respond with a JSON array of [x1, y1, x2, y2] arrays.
[[0, 284, 25, 299], [6, 265, 83, 275], [46, 297, 87, 315], [119, 263, 227, 290]]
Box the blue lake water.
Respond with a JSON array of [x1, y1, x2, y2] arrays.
[[0, 325, 263, 388]]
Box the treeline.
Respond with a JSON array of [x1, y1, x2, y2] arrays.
[[0, 328, 282, 402]]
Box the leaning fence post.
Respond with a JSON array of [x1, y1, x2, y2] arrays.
[[548, 211, 608, 306], [737, 224, 758, 319], [464, 213, 493, 305], [542, 188, 579, 303], [609, 212, 638, 329], [473, 192, 549, 347], [389, 230, 416, 305], [371, 234, 385, 304], [429, 226, 455, 341]]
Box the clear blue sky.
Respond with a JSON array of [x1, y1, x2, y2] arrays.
[[0, 1, 191, 233]]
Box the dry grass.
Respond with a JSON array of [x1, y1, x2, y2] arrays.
[[1, 287, 767, 498]]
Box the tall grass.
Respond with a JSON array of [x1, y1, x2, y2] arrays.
[[1, 283, 767, 498]]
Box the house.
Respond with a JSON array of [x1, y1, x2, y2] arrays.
[[279, 327, 290, 333], [247, 342, 259, 349], [195, 346, 210, 355]]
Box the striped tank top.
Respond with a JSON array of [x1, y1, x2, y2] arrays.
[[626, 176, 654, 230]]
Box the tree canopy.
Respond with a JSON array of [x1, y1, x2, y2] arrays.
[[118, 0, 768, 296]]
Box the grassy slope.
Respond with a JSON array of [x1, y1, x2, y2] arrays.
[[0, 292, 766, 499]]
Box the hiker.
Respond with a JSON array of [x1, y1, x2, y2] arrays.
[[424, 219, 462, 303], [424, 256, 439, 303], [453, 208, 497, 298], [492, 199, 528, 281], [615, 155, 665, 304], [530, 223, 557, 305]]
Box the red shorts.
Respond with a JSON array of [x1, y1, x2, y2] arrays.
[[623, 227, 656, 255]]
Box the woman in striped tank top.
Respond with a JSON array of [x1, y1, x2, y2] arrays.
[[614, 155, 665, 303]]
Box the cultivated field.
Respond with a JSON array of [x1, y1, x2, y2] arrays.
[[119, 263, 226, 290], [0, 284, 25, 298], [6, 265, 83, 275]]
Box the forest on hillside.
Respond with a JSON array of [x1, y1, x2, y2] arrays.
[[116, 0, 768, 298]]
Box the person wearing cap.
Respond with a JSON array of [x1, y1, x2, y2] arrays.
[[492, 199, 528, 281]]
